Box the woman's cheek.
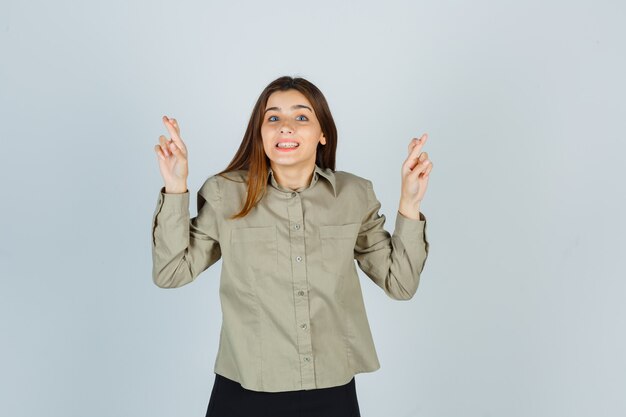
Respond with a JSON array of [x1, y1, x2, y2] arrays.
[[260, 126, 272, 141]]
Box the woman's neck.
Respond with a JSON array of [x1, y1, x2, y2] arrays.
[[270, 163, 316, 191]]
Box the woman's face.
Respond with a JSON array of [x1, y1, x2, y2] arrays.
[[261, 89, 326, 171]]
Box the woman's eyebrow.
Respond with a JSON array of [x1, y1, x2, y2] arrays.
[[264, 104, 312, 114]]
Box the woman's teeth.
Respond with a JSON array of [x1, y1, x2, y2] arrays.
[[277, 143, 299, 148]]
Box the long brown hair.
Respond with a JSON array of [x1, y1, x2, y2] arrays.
[[215, 76, 338, 220]]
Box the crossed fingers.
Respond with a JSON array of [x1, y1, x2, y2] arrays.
[[403, 133, 431, 176], [156, 115, 188, 159]]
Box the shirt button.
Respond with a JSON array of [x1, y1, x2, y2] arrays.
[[300, 323, 308, 329], [291, 192, 297, 197], [294, 224, 300, 230], [296, 256, 302, 262], [297, 290, 305, 296], [304, 357, 311, 362]]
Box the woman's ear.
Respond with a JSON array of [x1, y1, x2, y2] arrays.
[[320, 134, 326, 146]]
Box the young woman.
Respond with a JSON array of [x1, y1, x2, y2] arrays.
[[151, 76, 433, 417]]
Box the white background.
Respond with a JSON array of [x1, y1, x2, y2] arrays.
[[1, 0, 625, 416]]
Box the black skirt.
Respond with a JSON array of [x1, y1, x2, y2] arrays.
[[205, 373, 361, 417]]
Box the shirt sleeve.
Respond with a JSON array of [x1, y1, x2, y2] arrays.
[[151, 176, 222, 288], [353, 179, 430, 300]]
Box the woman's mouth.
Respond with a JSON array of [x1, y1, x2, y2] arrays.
[[276, 142, 300, 152]]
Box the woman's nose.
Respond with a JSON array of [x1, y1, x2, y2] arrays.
[[280, 122, 294, 134]]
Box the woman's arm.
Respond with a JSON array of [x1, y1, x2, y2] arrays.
[[151, 115, 221, 288], [354, 134, 432, 300]]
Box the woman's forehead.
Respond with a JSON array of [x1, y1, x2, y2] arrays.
[[266, 89, 312, 109]]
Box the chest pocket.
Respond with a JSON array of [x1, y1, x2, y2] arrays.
[[231, 226, 278, 277], [319, 222, 361, 276]]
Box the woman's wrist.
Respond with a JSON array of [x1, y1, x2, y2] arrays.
[[165, 184, 188, 194], [398, 200, 421, 220]]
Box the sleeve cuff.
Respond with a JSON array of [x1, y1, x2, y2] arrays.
[[394, 210, 426, 241], [157, 186, 190, 214]]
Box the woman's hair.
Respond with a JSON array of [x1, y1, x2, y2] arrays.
[[215, 75, 338, 220]]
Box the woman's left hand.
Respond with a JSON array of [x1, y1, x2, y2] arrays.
[[399, 133, 432, 219]]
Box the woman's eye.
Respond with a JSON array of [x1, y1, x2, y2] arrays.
[[268, 115, 308, 122]]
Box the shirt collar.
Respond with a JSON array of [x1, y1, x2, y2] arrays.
[[268, 163, 337, 197]]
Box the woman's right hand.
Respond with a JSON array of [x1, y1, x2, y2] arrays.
[[154, 115, 189, 193]]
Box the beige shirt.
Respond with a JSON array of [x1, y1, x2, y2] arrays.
[[151, 163, 430, 392]]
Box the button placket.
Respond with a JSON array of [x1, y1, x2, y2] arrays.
[[286, 192, 316, 389]]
